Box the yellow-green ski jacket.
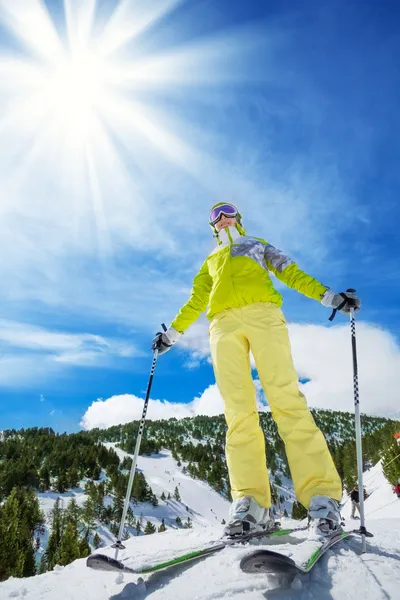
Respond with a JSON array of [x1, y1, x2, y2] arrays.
[[171, 226, 327, 333]]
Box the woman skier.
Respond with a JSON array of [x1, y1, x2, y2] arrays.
[[152, 202, 360, 538]]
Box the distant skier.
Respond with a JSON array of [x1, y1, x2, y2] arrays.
[[152, 203, 360, 538], [394, 479, 400, 498], [350, 486, 364, 519]]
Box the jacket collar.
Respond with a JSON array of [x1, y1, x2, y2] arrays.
[[216, 226, 242, 246]]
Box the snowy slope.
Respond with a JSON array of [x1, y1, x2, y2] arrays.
[[2, 453, 400, 599], [106, 442, 230, 528], [33, 443, 231, 565], [1, 519, 399, 599]]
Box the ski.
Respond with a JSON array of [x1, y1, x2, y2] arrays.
[[240, 529, 353, 575], [87, 524, 308, 575]]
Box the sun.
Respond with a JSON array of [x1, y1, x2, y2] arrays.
[[43, 51, 110, 137]]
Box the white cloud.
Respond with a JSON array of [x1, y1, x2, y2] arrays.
[[81, 379, 270, 430], [81, 384, 228, 429], [0, 320, 142, 388], [290, 322, 400, 415], [0, 319, 138, 357], [81, 393, 194, 429]]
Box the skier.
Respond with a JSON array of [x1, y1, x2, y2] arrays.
[[152, 202, 360, 538], [350, 486, 361, 519], [394, 479, 400, 498]]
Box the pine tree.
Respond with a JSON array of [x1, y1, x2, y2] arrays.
[[55, 472, 68, 494], [127, 506, 136, 527], [174, 486, 181, 501], [175, 516, 182, 527], [78, 536, 90, 558], [43, 497, 64, 572], [0, 489, 25, 581], [65, 498, 81, 529], [144, 521, 156, 535], [291, 501, 307, 520], [82, 497, 96, 540], [112, 493, 124, 522], [158, 519, 166, 532], [59, 522, 80, 566], [93, 533, 102, 549], [68, 467, 80, 489], [160, 491, 166, 501], [39, 465, 51, 492]]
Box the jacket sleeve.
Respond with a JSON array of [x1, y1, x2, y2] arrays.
[[170, 260, 213, 333], [263, 242, 328, 302]]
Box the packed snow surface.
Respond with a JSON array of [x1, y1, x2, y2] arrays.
[[1, 450, 400, 599], [2, 519, 399, 599]]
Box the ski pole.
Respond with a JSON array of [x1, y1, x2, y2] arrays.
[[112, 324, 166, 560], [346, 288, 371, 552]]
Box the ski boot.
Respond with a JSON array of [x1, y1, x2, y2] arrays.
[[224, 496, 275, 537], [307, 495, 342, 540]]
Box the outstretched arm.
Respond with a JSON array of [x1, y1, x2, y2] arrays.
[[263, 242, 360, 315], [152, 260, 212, 355], [170, 260, 213, 333], [264, 243, 327, 301]]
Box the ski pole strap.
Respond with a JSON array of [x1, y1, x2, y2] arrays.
[[328, 293, 349, 322]]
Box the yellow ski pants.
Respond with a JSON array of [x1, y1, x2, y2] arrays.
[[209, 302, 342, 508]]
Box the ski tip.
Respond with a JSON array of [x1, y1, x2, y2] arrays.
[[87, 553, 134, 573], [240, 549, 298, 575]]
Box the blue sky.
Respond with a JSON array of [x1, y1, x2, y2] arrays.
[[0, 0, 399, 432]]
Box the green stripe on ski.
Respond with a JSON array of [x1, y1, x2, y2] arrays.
[[305, 531, 352, 571], [137, 527, 297, 573], [138, 548, 214, 573], [271, 528, 296, 536]]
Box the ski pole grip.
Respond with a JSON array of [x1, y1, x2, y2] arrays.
[[329, 289, 357, 321], [345, 288, 358, 309]]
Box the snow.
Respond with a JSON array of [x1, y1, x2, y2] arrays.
[[2, 518, 400, 599], [106, 443, 230, 528], [2, 450, 400, 598], [33, 443, 230, 564]]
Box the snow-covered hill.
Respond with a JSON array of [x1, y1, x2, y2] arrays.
[[33, 442, 231, 565], [2, 446, 400, 599]]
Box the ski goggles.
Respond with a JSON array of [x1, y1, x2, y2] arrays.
[[209, 203, 238, 226]]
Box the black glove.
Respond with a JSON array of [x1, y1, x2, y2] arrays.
[[151, 327, 181, 355]]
